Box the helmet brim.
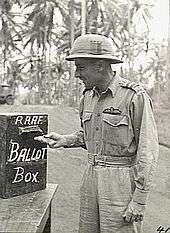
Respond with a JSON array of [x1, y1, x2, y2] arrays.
[[65, 54, 123, 64]]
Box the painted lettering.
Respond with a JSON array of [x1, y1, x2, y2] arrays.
[[8, 142, 19, 162], [14, 115, 45, 125], [8, 142, 47, 162], [15, 116, 23, 125], [12, 167, 39, 183], [25, 172, 32, 183], [32, 172, 38, 183], [25, 148, 31, 162], [31, 116, 38, 125], [12, 167, 24, 183], [17, 148, 27, 162], [36, 150, 42, 160], [37, 116, 44, 125], [30, 148, 36, 160], [41, 148, 46, 160], [24, 116, 31, 125]]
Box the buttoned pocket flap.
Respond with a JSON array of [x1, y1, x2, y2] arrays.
[[103, 114, 128, 127], [82, 112, 92, 122]]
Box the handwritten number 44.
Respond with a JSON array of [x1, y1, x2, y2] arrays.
[[157, 226, 170, 233]]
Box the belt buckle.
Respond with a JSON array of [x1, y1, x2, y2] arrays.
[[88, 153, 97, 166], [92, 154, 97, 166]]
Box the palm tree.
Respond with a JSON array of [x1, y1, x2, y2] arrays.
[[0, 0, 161, 106], [0, 0, 23, 83], [22, 0, 70, 103], [82, 0, 152, 80]]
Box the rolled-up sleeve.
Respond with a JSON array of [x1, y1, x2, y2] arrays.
[[130, 92, 159, 205]]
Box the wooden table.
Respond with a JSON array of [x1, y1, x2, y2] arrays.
[[0, 183, 58, 233]]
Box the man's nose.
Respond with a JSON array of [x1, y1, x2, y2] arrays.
[[75, 69, 81, 79]]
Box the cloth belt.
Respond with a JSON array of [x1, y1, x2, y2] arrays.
[[88, 153, 136, 167]]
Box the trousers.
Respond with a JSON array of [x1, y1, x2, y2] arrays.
[[79, 164, 142, 233]]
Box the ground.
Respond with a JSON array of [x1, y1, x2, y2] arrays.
[[0, 104, 170, 233]]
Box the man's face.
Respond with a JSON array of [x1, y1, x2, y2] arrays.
[[75, 58, 102, 89]]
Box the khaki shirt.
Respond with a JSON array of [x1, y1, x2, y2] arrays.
[[73, 75, 159, 205]]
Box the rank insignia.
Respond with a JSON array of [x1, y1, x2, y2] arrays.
[[103, 107, 122, 115], [90, 40, 102, 54]]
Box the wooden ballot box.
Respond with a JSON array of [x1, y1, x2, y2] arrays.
[[0, 113, 48, 198]]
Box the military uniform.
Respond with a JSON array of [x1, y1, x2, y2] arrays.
[[71, 75, 159, 233], [35, 33, 159, 233]]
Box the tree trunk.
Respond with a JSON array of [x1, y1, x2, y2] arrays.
[[69, 0, 75, 106], [88, 0, 98, 33], [128, 0, 134, 81], [36, 47, 41, 105], [81, 0, 86, 35]]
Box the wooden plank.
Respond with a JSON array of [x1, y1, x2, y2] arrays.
[[36, 205, 50, 233], [0, 183, 58, 232]]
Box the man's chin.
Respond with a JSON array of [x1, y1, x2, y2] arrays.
[[79, 81, 93, 89]]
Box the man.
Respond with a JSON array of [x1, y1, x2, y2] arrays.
[[35, 34, 159, 233]]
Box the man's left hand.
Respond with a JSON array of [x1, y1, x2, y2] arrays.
[[122, 200, 145, 223]]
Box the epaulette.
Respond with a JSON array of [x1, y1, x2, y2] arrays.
[[119, 79, 145, 95]]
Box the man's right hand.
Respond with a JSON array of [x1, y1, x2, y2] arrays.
[[34, 132, 67, 148]]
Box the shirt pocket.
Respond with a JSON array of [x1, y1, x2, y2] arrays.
[[82, 112, 93, 141], [102, 114, 129, 146]]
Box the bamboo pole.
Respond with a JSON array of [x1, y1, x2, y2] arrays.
[[81, 0, 86, 35], [128, 0, 132, 80], [76, 0, 86, 101], [69, 0, 75, 106]]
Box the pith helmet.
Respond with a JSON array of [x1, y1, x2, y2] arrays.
[[66, 34, 123, 64]]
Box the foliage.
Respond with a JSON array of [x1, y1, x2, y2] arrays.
[[0, 0, 167, 105]]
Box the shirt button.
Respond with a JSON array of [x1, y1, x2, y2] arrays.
[[96, 127, 99, 131], [97, 113, 101, 117]]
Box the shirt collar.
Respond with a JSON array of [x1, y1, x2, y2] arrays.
[[93, 74, 121, 98], [108, 74, 121, 97]]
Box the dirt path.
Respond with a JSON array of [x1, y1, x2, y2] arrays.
[[0, 105, 170, 233], [143, 146, 170, 232], [48, 148, 86, 233]]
